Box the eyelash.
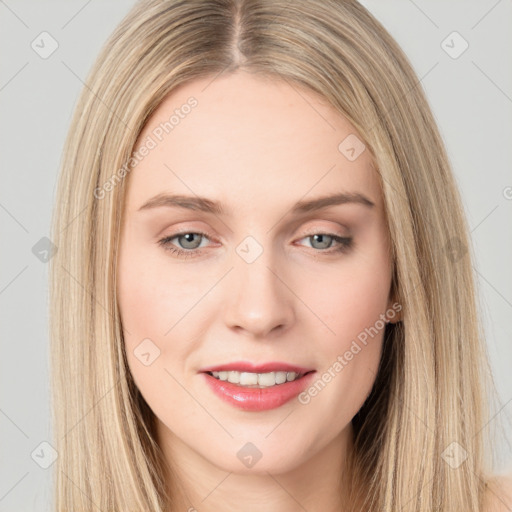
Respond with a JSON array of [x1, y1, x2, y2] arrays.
[[157, 230, 353, 259]]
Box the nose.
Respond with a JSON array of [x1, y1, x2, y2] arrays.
[[222, 246, 295, 339]]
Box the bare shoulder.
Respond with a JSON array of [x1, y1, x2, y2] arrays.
[[482, 472, 512, 512]]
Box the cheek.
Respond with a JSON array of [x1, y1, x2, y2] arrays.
[[310, 268, 389, 381], [117, 249, 197, 425], [296, 240, 392, 416], [116, 238, 219, 386], [117, 241, 205, 339], [324, 271, 389, 339], [309, 242, 392, 347], [117, 261, 165, 338], [117, 244, 179, 381]]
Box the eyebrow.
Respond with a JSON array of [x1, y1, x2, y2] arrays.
[[137, 191, 375, 215]]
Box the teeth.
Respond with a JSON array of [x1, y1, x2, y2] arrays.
[[210, 370, 303, 387], [239, 372, 258, 386], [286, 372, 297, 382], [227, 371, 240, 384], [257, 372, 275, 387]]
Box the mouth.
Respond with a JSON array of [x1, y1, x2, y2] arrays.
[[204, 369, 314, 388], [199, 361, 316, 411], [199, 361, 315, 388]]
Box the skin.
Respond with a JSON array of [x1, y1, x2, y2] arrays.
[[117, 70, 400, 512]]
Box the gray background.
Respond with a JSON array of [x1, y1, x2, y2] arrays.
[[1, 1, 511, 510]]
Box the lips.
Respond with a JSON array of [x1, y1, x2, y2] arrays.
[[199, 361, 315, 374], [198, 360, 316, 411], [202, 371, 316, 411]]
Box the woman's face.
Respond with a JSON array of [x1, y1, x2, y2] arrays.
[[117, 71, 396, 477]]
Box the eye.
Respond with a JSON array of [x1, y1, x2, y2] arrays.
[[157, 231, 353, 259], [296, 233, 353, 254], [158, 231, 212, 259]]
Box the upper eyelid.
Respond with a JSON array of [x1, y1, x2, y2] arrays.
[[161, 219, 350, 239]]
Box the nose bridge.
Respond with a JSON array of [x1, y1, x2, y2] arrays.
[[223, 234, 294, 337]]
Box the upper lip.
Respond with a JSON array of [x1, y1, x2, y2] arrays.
[[199, 361, 315, 374]]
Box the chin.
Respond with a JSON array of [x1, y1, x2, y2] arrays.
[[213, 453, 304, 476]]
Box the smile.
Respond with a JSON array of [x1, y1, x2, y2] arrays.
[[201, 369, 316, 411], [207, 370, 305, 387]]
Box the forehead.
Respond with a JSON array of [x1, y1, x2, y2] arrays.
[[125, 71, 382, 213]]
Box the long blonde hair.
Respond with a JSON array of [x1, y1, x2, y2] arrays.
[[49, 0, 498, 510]]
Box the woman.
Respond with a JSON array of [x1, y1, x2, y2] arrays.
[[49, 0, 512, 510]]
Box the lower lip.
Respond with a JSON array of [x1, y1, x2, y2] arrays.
[[201, 372, 316, 411]]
